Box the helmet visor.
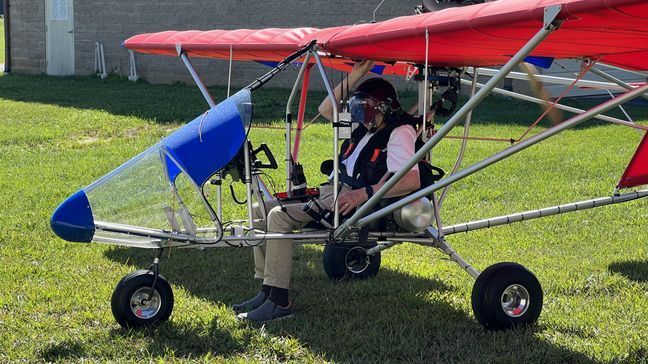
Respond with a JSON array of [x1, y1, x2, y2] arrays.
[[349, 92, 380, 124]]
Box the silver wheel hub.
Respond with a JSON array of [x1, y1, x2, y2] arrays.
[[130, 287, 161, 319], [501, 284, 530, 317], [345, 247, 370, 274]]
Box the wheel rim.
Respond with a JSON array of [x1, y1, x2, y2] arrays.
[[130, 287, 162, 319], [345, 247, 370, 274], [500, 284, 530, 317]]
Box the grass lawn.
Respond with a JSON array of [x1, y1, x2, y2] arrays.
[[1, 17, 4, 65], [0, 73, 647, 363]]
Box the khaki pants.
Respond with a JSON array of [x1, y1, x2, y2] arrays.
[[253, 185, 344, 289]]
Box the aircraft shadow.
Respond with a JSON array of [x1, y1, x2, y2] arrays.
[[0, 74, 320, 124], [103, 245, 596, 362], [1, 74, 641, 130], [608, 260, 648, 283]]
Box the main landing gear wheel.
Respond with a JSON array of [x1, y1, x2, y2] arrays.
[[471, 262, 543, 331], [111, 270, 174, 329], [322, 244, 381, 280]]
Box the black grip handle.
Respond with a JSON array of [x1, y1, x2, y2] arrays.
[[252, 143, 278, 169]]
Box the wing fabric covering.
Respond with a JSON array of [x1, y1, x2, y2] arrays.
[[124, 0, 648, 71], [618, 132, 648, 189], [50, 90, 251, 245]]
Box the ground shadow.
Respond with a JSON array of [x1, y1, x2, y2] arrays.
[[0, 73, 324, 124], [2, 73, 642, 129], [104, 245, 596, 362], [608, 260, 648, 283]]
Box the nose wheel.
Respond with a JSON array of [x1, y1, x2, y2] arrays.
[[471, 262, 543, 330], [111, 270, 174, 328]]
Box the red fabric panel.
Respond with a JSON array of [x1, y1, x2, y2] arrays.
[[123, 0, 648, 71], [619, 132, 648, 189]]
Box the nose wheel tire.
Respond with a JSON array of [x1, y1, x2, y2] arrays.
[[111, 270, 174, 329], [471, 262, 543, 331], [322, 244, 381, 280]]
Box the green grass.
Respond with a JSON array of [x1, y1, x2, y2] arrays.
[[0, 73, 647, 363], [0, 17, 4, 65]]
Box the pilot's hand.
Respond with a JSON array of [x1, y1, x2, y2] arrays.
[[351, 60, 376, 76], [337, 188, 369, 215]]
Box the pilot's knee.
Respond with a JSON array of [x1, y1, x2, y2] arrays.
[[266, 206, 293, 233]]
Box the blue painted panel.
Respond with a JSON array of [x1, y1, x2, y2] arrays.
[[161, 89, 251, 186], [50, 190, 95, 243], [524, 56, 554, 69]]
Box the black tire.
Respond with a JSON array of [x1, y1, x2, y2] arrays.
[[471, 262, 543, 331], [111, 270, 174, 329], [322, 244, 381, 280]]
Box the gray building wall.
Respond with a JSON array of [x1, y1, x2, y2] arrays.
[[9, 0, 420, 87], [8, 0, 46, 74]]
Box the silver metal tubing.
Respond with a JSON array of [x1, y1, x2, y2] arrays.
[[440, 68, 478, 207], [227, 45, 233, 98], [468, 67, 629, 92], [459, 79, 648, 131], [598, 62, 648, 78], [312, 50, 341, 227], [284, 53, 313, 196], [335, 9, 561, 239], [590, 67, 648, 102], [177, 48, 217, 108], [422, 28, 429, 133], [358, 82, 648, 225], [244, 141, 254, 228], [442, 189, 648, 236], [365, 241, 399, 256], [429, 229, 481, 279]]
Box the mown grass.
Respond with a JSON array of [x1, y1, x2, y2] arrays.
[[0, 17, 4, 65], [0, 73, 647, 363]]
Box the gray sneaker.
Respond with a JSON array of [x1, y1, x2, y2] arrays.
[[232, 291, 267, 314], [237, 300, 295, 322]]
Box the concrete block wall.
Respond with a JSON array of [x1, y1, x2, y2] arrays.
[[9, 0, 46, 74], [71, 0, 420, 88]]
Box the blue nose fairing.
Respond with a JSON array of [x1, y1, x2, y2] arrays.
[[50, 190, 95, 243], [50, 89, 252, 244]]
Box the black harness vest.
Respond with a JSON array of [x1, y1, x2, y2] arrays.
[[339, 114, 420, 188]]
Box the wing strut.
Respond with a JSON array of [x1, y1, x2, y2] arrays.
[[334, 4, 565, 239]]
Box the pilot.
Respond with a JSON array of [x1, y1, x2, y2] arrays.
[[235, 60, 422, 322]]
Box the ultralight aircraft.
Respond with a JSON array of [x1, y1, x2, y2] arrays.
[[51, 0, 648, 330]]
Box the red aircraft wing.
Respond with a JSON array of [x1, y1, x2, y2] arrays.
[[124, 0, 648, 72]]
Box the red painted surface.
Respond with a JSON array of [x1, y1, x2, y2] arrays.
[[124, 0, 648, 72], [619, 132, 648, 189]]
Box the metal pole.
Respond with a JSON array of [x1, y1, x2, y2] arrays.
[[312, 50, 340, 227], [177, 47, 217, 108], [590, 67, 648, 102], [293, 65, 313, 162], [284, 53, 312, 196], [459, 79, 648, 131], [227, 45, 233, 98], [440, 68, 478, 207], [357, 82, 648, 225], [441, 189, 648, 236], [335, 7, 562, 239]]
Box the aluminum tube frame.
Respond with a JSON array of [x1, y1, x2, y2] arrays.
[[177, 49, 217, 108], [590, 67, 648, 102], [335, 7, 562, 239], [178, 48, 223, 218], [358, 82, 648, 225], [440, 68, 478, 207], [459, 79, 648, 131], [293, 65, 313, 163], [442, 189, 648, 236], [468, 67, 629, 92], [284, 53, 313, 196], [312, 50, 341, 227]]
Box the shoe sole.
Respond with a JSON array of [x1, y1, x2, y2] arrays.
[[236, 313, 295, 323]]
